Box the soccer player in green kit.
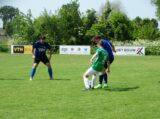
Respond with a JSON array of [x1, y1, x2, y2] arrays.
[[83, 40, 109, 90]]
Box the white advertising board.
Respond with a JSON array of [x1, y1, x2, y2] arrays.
[[60, 45, 90, 55], [114, 46, 145, 56]]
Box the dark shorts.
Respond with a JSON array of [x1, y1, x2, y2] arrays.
[[34, 56, 49, 64], [104, 57, 114, 69], [109, 57, 114, 64]]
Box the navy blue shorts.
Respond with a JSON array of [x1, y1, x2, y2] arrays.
[[34, 56, 49, 64], [109, 57, 114, 64], [104, 57, 114, 69]]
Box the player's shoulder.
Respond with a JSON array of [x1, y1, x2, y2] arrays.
[[44, 42, 49, 44], [44, 42, 50, 46], [96, 48, 100, 51], [96, 48, 104, 52], [99, 47, 107, 53], [102, 38, 110, 43], [102, 39, 113, 47], [44, 42, 51, 49], [34, 40, 40, 45], [101, 48, 107, 53]]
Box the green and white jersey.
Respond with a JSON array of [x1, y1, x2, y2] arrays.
[[92, 48, 108, 72]]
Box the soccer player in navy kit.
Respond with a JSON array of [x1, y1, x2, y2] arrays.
[[29, 36, 53, 80], [92, 36, 116, 88]]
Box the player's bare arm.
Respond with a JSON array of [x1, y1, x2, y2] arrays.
[[106, 61, 110, 73], [32, 48, 36, 59], [90, 53, 98, 64], [111, 44, 116, 53], [48, 49, 52, 60]]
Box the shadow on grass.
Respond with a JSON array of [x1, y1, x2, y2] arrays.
[[0, 78, 24, 80], [53, 78, 71, 81], [0, 78, 71, 81], [105, 86, 139, 92]]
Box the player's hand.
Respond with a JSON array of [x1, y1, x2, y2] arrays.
[[49, 57, 51, 61], [90, 59, 93, 64], [48, 55, 52, 60], [32, 55, 35, 59], [106, 68, 110, 73]]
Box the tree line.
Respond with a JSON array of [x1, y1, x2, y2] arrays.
[[0, 0, 160, 45]]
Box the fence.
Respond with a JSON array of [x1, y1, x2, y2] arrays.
[[0, 45, 59, 54], [0, 45, 160, 55]]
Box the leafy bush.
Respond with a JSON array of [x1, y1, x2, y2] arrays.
[[91, 45, 97, 54], [0, 45, 9, 52], [145, 46, 160, 55]]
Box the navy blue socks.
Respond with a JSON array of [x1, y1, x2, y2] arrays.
[[48, 67, 53, 79], [99, 73, 108, 84], [30, 68, 36, 78]]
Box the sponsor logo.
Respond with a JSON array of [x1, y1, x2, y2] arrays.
[[137, 47, 144, 55], [13, 46, 24, 53], [84, 48, 88, 52], [61, 48, 68, 52]]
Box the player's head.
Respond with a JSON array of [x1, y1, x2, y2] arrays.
[[97, 40, 103, 48], [40, 35, 46, 44], [92, 35, 102, 44]]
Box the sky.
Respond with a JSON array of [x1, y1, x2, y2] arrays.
[[0, 0, 157, 28]]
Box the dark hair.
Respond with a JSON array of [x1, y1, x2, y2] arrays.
[[40, 35, 46, 40], [91, 35, 102, 41]]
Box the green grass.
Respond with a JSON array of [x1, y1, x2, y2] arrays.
[[0, 53, 160, 119]]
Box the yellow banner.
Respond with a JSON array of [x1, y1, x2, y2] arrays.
[[24, 45, 32, 54]]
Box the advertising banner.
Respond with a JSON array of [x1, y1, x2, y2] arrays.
[[114, 46, 145, 56], [60, 45, 90, 55], [11, 45, 32, 54]]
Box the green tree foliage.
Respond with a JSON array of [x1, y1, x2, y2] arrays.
[[99, 1, 114, 39], [6, 10, 35, 44], [100, 0, 112, 23], [82, 9, 97, 31], [86, 23, 106, 37], [2, 0, 160, 45], [57, 0, 82, 44], [34, 10, 59, 45], [108, 11, 132, 41], [152, 0, 160, 20], [0, 6, 19, 29], [81, 9, 97, 44], [132, 17, 159, 39]]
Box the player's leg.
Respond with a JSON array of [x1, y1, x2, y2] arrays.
[[42, 56, 53, 80], [83, 67, 97, 90], [99, 74, 104, 88], [88, 75, 96, 89], [103, 57, 114, 88], [91, 74, 96, 88], [103, 72, 108, 88], [95, 60, 109, 88], [30, 61, 39, 80], [45, 62, 53, 80], [95, 71, 104, 89], [103, 62, 108, 88]]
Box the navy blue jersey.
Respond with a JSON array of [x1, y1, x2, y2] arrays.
[[102, 39, 114, 59], [33, 41, 51, 59]]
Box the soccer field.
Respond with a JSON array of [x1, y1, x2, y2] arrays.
[[0, 53, 160, 119]]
